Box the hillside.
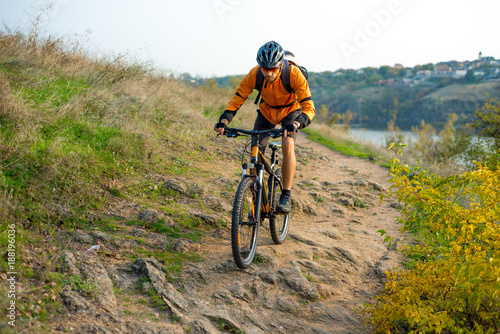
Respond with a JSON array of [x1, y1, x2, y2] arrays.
[[200, 59, 500, 129], [0, 31, 407, 333]]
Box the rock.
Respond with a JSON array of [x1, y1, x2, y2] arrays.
[[188, 208, 219, 226], [300, 179, 322, 187], [73, 230, 94, 244], [327, 246, 360, 266], [188, 319, 220, 334], [161, 283, 190, 315], [202, 308, 262, 334], [257, 270, 279, 285], [249, 279, 269, 299], [318, 228, 342, 240], [296, 260, 339, 286], [288, 233, 322, 247], [164, 179, 188, 194], [186, 182, 206, 198], [210, 260, 238, 273], [255, 247, 278, 267], [76, 323, 122, 334], [226, 283, 251, 302], [134, 258, 166, 292], [61, 251, 81, 276], [295, 249, 313, 260], [315, 284, 337, 299], [204, 195, 232, 212], [321, 180, 337, 188], [133, 258, 189, 316], [172, 238, 200, 252], [72, 251, 117, 312], [185, 267, 210, 286], [91, 230, 111, 242], [337, 198, 353, 207], [279, 266, 320, 301], [138, 208, 174, 225], [60, 287, 95, 314], [375, 251, 399, 278], [213, 176, 234, 187], [106, 264, 139, 291], [310, 304, 358, 326], [274, 296, 301, 314], [125, 322, 183, 334], [368, 181, 385, 192], [330, 206, 346, 216]]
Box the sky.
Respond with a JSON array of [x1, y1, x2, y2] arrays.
[[1, 0, 499, 78]]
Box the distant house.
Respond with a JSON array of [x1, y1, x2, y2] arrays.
[[414, 70, 431, 79], [394, 63, 404, 69], [474, 70, 486, 77], [401, 78, 414, 87], [376, 79, 395, 86], [453, 70, 467, 79], [433, 66, 453, 77]]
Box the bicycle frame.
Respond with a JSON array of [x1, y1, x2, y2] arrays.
[[226, 128, 283, 224], [240, 145, 281, 223]]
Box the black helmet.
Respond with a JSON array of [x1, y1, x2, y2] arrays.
[[256, 41, 284, 68]]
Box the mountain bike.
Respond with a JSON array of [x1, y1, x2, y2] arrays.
[[223, 127, 291, 269]]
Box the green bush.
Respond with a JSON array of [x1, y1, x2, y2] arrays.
[[363, 150, 500, 333]]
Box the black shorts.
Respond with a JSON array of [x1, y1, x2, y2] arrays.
[[252, 108, 301, 152]]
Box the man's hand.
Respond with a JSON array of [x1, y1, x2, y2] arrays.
[[214, 119, 228, 135], [283, 122, 299, 137]]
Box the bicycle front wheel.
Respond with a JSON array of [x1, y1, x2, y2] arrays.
[[269, 168, 290, 244], [231, 177, 259, 269]]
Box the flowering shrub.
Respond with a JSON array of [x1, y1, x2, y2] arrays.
[[364, 150, 500, 333]]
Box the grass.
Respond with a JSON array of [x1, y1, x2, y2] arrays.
[[302, 125, 391, 168], [0, 28, 240, 331]]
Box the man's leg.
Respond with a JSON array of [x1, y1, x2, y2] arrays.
[[281, 136, 296, 191], [276, 109, 301, 213]]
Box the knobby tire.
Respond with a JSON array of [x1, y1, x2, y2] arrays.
[[269, 168, 290, 244], [231, 177, 259, 269]]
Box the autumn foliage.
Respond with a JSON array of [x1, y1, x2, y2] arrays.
[[364, 150, 500, 333]]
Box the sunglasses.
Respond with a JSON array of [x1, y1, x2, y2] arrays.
[[261, 66, 280, 73]]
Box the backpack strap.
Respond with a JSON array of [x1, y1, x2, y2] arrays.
[[254, 67, 264, 104], [281, 60, 294, 94], [254, 60, 295, 105]]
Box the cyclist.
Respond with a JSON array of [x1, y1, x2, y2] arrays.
[[214, 41, 315, 213]]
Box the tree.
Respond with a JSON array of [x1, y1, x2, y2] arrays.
[[465, 69, 476, 83], [379, 65, 392, 79], [472, 100, 500, 149]]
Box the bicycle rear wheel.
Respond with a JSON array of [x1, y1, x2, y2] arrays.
[[269, 168, 290, 244], [231, 177, 259, 269]]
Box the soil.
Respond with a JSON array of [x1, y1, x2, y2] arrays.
[[39, 132, 406, 334]]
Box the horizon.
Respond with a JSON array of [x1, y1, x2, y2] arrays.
[[1, 0, 499, 78]]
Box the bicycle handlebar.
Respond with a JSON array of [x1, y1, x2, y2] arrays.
[[224, 128, 284, 139]]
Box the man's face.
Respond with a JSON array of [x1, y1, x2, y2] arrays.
[[261, 65, 281, 83]]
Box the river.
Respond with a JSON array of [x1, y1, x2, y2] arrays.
[[348, 127, 420, 147]]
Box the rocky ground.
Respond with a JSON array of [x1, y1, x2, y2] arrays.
[[34, 133, 406, 334]]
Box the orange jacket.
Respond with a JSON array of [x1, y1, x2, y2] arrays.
[[221, 65, 315, 127]]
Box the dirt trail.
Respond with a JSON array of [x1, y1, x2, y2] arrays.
[[52, 133, 405, 334], [179, 134, 405, 334]]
